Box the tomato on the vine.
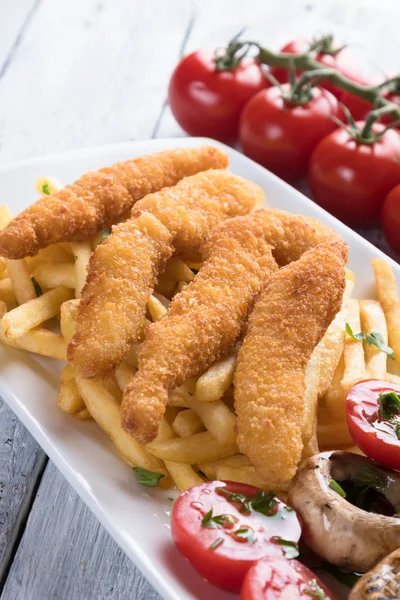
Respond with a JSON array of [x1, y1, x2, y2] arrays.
[[171, 480, 301, 591], [382, 184, 400, 255], [346, 380, 400, 470], [241, 555, 338, 600], [341, 88, 400, 125], [270, 38, 363, 98], [239, 84, 340, 180], [168, 50, 268, 142], [308, 123, 400, 226]]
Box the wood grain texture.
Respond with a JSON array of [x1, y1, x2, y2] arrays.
[[1, 462, 162, 600]]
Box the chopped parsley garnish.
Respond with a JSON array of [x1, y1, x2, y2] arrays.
[[251, 491, 278, 516], [168, 497, 173, 502], [353, 466, 386, 490], [201, 509, 234, 529], [345, 323, 395, 360], [396, 424, 400, 440], [234, 528, 257, 544], [216, 487, 251, 513], [42, 182, 50, 195], [98, 229, 111, 245], [209, 537, 224, 551], [379, 391, 400, 420], [329, 479, 347, 498], [132, 467, 164, 487], [304, 579, 329, 599], [271, 537, 299, 558], [31, 277, 43, 297]]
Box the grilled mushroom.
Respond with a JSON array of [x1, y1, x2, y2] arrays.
[[349, 548, 400, 599], [287, 451, 400, 572]]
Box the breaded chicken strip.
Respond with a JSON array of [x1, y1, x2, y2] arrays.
[[0, 146, 228, 259], [68, 170, 262, 378], [121, 209, 340, 444], [234, 242, 347, 486]]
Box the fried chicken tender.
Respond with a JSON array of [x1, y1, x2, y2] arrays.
[[234, 242, 348, 486], [121, 209, 340, 444], [68, 169, 262, 378], [0, 146, 228, 259]]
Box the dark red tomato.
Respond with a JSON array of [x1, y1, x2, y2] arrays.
[[347, 380, 400, 470], [340, 89, 400, 125], [308, 123, 400, 226], [239, 84, 340, 181], [168, 50, 268, 142], [241, 555, 337, 600], [171, 480, 301, 591], [270, 39, 363, 98], [383, 184, 400, 255]]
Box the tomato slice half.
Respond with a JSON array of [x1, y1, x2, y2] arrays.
[[346, 379, 400, 470], [171, 480, 301, 591], [241, 555, 338, 600]]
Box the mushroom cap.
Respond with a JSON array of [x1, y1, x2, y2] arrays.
[[349, 547, 400, 599], [287, 451, 400, 572]]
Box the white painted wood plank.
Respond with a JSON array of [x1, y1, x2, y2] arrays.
[[0, 0, 193, 164], [0, 0, 38, 71], [1, 462, 162, 600]]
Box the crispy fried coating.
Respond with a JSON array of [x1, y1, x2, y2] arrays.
[[121, 215, 278, 443], [234, 242, 347, 485], [0, 146, 228, 259], [69, 170, 262, 378]]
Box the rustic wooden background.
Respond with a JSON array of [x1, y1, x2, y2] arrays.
[[0, 0, 399, 598]]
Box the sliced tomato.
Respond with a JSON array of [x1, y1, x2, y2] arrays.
[[171, 480, 301, 591], [241, 555, 338, 600], [346, 379, 400, 470]]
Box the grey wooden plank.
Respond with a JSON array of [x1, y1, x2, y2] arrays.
[[0, 0, 40, 74], [0, 0, 193, 164], [0, 401, 46, 584], [1, 462, 162, 600]]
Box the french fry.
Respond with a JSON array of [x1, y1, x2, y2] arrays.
[[60, 299, 80, 343], [341, 299, 366, 397], [71, 242, 92, 298], [0, 301, 7, 317], [0, 325, 67, 360], [371, 258, 400, 370], [0, 204, 12, 229], [5, 259, 36, 304], [167, 390, 190, 408], [187, 396, 237, 446], [318, 279, 354, 398], [147, 431, 238, 464], [60, 363, 76, 383], [301, 345, 321, 457], [35, 175, 63, 196], [175, 281, 189, 294], [154, 273, 176, 298], [32, 263, 76, 290], [195, 354, 236, 402], [2, 286, 73, 338], [317, 418, 353, 449], [323, 354, 346, 420], [198, 454, 250, 480], [216, 465, 289, 492], [360, 299, 388, 379], [171, 409, 204, 437], [77, 377, 166, 474], [115, 362, 137, 392], [163, 257, 194, 282], [147, 294, 168, 321], [0, 278, 17, 309], [57, 379, 86, 415], [25, 244, 73, 272], [385, 372, 400, 385], [168, 377, 197, 408], [345, 268, 355, 282], [75, 408, 92, 420]]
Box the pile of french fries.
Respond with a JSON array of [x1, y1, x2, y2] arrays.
[[1, 176, 400, 493]]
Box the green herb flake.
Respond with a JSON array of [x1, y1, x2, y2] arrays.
[[396, 424, 400, 440], [271, 537, 299, 558], [353, 466, 386, 490], [42, 182, 50, 195], [201, 509, 234, 529], [329, 479, 347, 498], [100, 229, 111, 244], [31, 277, 43, 297], [132, 467, 164, 487], [167, 497, 173, 502], [304, 579, 329, 599], [234, 528, 257, 544], [345, 324, 395, 360], [379, 391, 400, 420], [216, 487, 251, 513], [251, 491, 278, 516], [209, 537, 224, 551]]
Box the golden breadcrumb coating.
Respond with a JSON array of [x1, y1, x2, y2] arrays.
[[234, 242, 347, 486], [0, 146, 228, 259], [69, 169, 261, 378]]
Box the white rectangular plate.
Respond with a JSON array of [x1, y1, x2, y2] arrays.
[[1, 137, 398, 600]]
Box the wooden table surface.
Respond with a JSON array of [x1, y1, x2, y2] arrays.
[[0, 1, 399, 598]]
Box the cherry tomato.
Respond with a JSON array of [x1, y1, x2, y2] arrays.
[[382, 184, 400, 255], [340, 89, 400, 125], [239, 84, 340, 181], [270, 39, 363, 98], [347, 380, 400, 470], [171, 480, 301, 591], [168, 50, 268, 142], [241, 555, 337, 600], [308, 123, 400, 226]]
